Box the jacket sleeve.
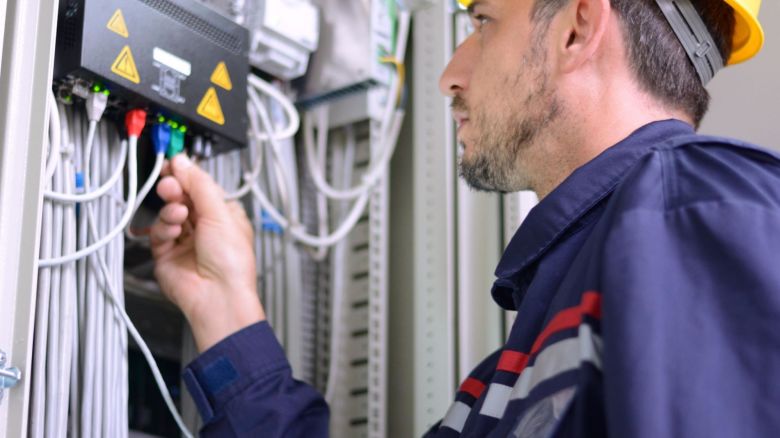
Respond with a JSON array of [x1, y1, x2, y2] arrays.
[[599, 199, 780, 438], [182, 321, 329, 437]]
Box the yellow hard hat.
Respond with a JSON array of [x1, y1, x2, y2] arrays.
[[456, 0, 764, 64], [724, 0, 764, 64]]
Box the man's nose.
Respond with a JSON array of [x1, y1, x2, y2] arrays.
[[439, 35, 477, 97]]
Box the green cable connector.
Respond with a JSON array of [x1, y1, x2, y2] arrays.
[[167, 128, 185, 159]]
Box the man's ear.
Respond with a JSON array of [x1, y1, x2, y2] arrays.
[[554, 0, 611, 74]]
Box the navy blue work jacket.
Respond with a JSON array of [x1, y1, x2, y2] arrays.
[[183, 120, 780, 437]]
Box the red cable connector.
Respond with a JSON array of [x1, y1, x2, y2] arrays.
[[125, 109, 148, 138]]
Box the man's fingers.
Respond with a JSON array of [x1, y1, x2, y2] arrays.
[[150, 237, 175, 259], [161, 160, 172, 177], [150, 221, 182, 243], [159, 203, 189, 226], [171, 155, 228, 222], [157, 176, 185, 203]]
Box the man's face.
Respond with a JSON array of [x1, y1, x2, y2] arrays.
[[440, 0, 562, 193]]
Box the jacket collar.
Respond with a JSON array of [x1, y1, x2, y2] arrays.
[[492, 119, 695, 307]]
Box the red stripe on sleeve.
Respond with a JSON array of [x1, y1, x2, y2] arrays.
[[459, 377, 487, 399], [497, 350, 529, 374], [530, 291, 602, 355]]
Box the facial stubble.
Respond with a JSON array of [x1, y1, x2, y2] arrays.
[[457, 44, 561, 193]]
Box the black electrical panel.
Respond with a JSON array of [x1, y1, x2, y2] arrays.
[[55, 0, 249, 154]]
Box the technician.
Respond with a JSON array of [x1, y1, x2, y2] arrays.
[[151, 0, 780, 436]]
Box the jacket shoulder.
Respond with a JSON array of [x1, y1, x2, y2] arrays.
[[616, 135, 780, 213]]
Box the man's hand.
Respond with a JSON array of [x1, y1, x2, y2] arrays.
[[150, 154, 265, 352]]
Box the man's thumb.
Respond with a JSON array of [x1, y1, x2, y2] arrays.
[[171, 154, 228, 221]]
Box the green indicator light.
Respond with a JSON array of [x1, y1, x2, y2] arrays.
[[180, 126, 188, 133], [171, 122, 179, 129], [92, 85, 101, 92], [158, 116, 166, 123], [102, 89, 110, 96]]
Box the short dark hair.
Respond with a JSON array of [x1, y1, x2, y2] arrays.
[[532, 0, 736, 127]]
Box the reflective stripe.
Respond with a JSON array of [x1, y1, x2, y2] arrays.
[[510, 324, 603, 401], [497, 350, 529, 374], [459, 377, 487, 399], [441, 401, 472, 433], [479, 383, 513, 418]]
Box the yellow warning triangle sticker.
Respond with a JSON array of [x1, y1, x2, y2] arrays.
[[107, 9, 129, 38], [197, 87, 225, 126], [210, 62, 233, 91], [111, 45, 141, 84]]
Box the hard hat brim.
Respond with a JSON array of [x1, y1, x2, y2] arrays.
[[724, 0, 765, 64]]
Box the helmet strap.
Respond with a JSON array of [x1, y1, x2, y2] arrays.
[[655, 0, 724, 84]]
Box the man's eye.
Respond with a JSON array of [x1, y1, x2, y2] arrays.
[[473, 14, 490, 31]]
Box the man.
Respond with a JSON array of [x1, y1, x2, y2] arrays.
[[151, 0, 779, 436]]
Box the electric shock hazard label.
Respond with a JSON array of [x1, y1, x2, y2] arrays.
[[107, 9, 129, 38], [111, 45, 141, 84], [210, 62, 233, 91], [197, 87, 225, 126]]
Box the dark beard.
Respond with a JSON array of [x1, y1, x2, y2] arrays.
[[457, 70, 560, 193]]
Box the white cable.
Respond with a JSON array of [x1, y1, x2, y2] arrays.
[[324, 125, 356, 404], [44, 90, 61, 184], [44, 137, 127, 203], [248, 89, 381, 248], [247, 74, 300, 141], [39, 137, 145, 267], [54, 125, 78, 438], [303, 108, 406, 201], [84, 182, 195, 438], [44, 163, 64, 437], [125, 151, 165, 241], [301, 11, 409, 202], [252, 182, 369, 249], [225, 87, 275, 201]]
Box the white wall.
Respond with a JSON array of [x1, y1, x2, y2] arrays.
[[701, 1, 780, 150]]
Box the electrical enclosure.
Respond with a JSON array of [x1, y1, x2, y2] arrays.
[[54, 0, 250, 153], [198, 0, 320, 80], [301, 0, 394, 103]]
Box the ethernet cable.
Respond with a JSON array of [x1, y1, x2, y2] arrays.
[[302, 107, 405, 201], [248, 74, 299, 141], [234, 76, 373, 249], [44, 89, 62, 184], [43, 138, 127, 203], [90, 104, 192, 438], [84, 158, 194, 438], [323, 126, 357, 404], [237, 84, 377, 249], [126, 123, 170, 241], [38, 103, 160, 267], [302, 11, 410, 202], [226, 81, 298, 201]]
